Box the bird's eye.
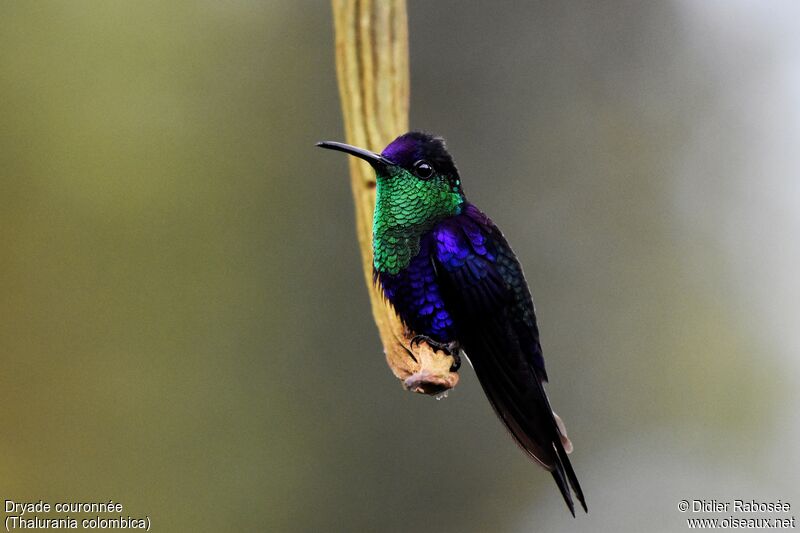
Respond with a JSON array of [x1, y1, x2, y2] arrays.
[[413, 160, 434, 179]]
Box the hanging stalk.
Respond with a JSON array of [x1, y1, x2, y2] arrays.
[[330, 0, 459, 395]]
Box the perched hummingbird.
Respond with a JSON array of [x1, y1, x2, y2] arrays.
[[317, 132, 586, 515]]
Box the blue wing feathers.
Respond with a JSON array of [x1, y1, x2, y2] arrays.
[[431, 202, 586, 515]]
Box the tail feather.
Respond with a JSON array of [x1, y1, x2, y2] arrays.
[[467, 335, 587, 514], [551, 463, 576, 517], [555, 435, 587, 513]]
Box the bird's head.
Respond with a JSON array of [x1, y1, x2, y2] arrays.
[[317, 131, 465, 229]]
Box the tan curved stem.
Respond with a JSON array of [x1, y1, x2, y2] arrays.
[[330, 0, 458, 395]]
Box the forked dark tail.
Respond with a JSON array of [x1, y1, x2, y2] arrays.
[[467, 342, 587, 515]]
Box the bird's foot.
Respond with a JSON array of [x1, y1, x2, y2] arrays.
[[409, 334, 452, 354], [409, 335, 462, 371]]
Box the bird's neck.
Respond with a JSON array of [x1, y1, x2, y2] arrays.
[[372, 187, 463, 275], [372, 224, 427, 276]]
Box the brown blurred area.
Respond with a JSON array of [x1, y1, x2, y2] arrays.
[[1, 2, 798, 531]]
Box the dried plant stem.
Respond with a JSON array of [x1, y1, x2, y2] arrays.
[[331, 0, 458, 395]]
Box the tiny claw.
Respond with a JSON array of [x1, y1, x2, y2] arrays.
[[402, 341, 419, 363], [409, 335, 427, 350], [409, 335, 452, 355]]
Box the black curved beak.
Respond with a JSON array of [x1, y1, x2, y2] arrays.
[[316, 141, 393, 170]]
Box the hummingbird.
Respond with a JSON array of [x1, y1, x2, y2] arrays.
[[317, 132, 586, 515]]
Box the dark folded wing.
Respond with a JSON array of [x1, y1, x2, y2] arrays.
[[432, 203, 586, 514]]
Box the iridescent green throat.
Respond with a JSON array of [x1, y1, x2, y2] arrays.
[[372, 167, 464, 275]]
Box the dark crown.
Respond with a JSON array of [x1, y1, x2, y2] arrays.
[[380, 131, 460, 178]]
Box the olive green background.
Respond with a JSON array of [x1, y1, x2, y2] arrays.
[[1, 2, 798, 532]]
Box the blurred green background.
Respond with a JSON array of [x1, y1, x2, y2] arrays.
[[1, 1, 798, 532]]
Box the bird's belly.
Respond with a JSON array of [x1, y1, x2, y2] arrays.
[[376, 240, 455, 343]]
